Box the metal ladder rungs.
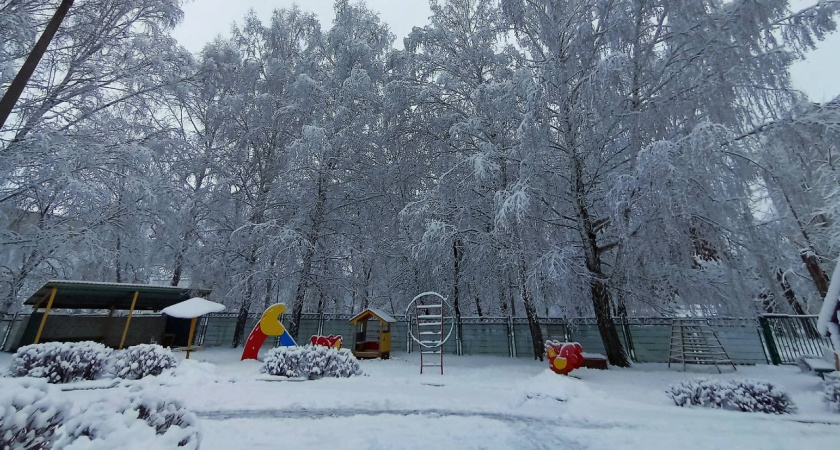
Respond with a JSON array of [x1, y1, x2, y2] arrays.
[[668, 319, 736, 373], [414, 294, 447, 375]]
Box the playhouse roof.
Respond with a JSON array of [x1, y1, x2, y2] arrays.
[[349, 307, 396, 324]]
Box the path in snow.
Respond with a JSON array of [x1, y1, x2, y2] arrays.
[[196, 406, 623, 430]]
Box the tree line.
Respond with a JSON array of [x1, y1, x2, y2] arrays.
[[2, 0, 839, 365]]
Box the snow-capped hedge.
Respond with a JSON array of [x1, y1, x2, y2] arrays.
[[824, 375, 840, 413], [113, 344, 178, 379], [261, 345, 363, 379], [0, 378, 70, 449], [10, 341, 112, 383], [59, 390, 201, 449], [667, 379, 796, 414]]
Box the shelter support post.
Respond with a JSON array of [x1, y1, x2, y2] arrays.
[[186, 317, 197, 359], [119, 291, 139, 349], [33, 287, 57, 344]]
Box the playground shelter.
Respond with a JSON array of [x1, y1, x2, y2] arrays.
[[20, 280, 211, 349]]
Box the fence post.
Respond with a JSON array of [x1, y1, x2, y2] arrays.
[[759, 316, 782, 365]]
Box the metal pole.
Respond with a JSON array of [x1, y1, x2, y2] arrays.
[[118, 291, 139, 349], [0, 0, 74, 132], [185, 317, 197, 359], [34, 287, 57, 344]]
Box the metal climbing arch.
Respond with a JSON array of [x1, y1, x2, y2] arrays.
[[406, 292, 455, 374]]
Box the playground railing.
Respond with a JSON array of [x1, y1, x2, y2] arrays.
[[758, 314, 832, 365], [4, 310, 810, 366]]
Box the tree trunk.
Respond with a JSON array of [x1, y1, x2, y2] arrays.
[[232, 293, 253, 348], [232, 246, 258, 348], [519, 255, 544, 361], [572, 154, 630, 367], [288, 176, 327, 340], [801, 250, 829, 298], [263, 256, 276, 310], [1, 273, 26, 314], [473, 286, 483, 317], [0, 0, 74, 131], [776, 269, 820, 338], [115, 233, 122, 283], [289, 235, 317, 341], [497, 267, 508, 317], [170, 240, 186, 286], [453, 238, 464, 353]]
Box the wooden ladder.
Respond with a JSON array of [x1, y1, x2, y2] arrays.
[[668, 319, 736, 373], [415, 300, 444, 374]]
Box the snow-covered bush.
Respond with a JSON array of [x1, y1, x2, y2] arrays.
[[824, 374, 840, 413], [261, 345, 362, 380], [59, 390, 201, 449], [667, 379, 728, 409], [113, 344, 178, 379], [667, 379, 795, 414], [325, 347, 364, 378], [10, 341, 112, 383], [727, 380, 797, 414], [0, 378, 70, 449]]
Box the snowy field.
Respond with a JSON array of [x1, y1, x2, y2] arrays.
[[2, 349, 839, 449]]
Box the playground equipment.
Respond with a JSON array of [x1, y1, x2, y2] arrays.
[[241, 304, 297, 360], [349, 308, 395, 359], [668, 318, 736, 373], [406, 292, 455, 374], [545, 341, 583, 375], [310, 335, 343, 349]]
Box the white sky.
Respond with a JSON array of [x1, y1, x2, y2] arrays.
[[172, 0, 840, 102]]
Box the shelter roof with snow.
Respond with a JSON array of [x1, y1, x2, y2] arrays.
[[23, 280, 212, 311], [162, 297, 225, 319], [349, 307, 396, 324]]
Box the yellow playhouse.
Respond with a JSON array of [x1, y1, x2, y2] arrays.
[[349, 308, 395, 359]]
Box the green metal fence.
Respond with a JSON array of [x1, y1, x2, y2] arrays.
[[2, 311, 786, 366], [758, 314, 832, 365]]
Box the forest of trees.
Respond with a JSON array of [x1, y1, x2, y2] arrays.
[[2, 0, 840, 365]]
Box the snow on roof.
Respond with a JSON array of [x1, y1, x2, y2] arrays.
[[23, 280, 212, 311], [44, 279, 190, 290], [162, 297, 225, 319], [350, 307, 396, 323]]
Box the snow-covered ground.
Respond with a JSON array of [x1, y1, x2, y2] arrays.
[[2, 349, 839, 449]]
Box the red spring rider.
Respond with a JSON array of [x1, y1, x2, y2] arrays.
[[545, 340, 583, 375], [310, 335, 343, 349]]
